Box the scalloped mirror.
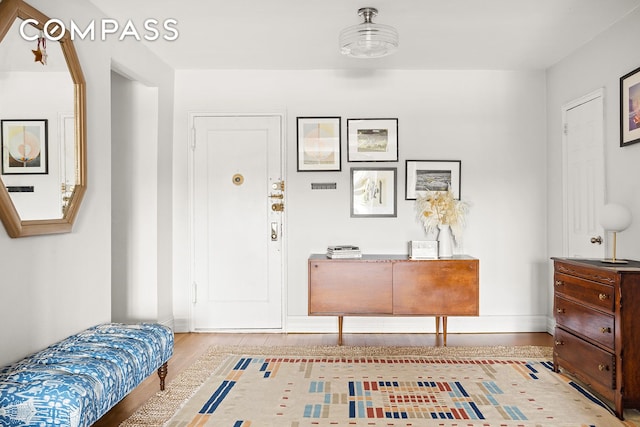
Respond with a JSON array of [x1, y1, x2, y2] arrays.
[[0, 0, 86, 237]]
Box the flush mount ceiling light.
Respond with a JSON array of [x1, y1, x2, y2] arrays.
[[339, 7, 399, 59]]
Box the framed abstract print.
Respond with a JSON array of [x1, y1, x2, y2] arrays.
[[297, 117, 341, 171], [347, 118, 398, 162], [1, 119, 48, 174]]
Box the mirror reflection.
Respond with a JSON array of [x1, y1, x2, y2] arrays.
[[0, 19, 74, 220], [0, 0, 86, 238]]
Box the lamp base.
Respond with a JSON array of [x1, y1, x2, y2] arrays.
[[601, 258, 629, 264]]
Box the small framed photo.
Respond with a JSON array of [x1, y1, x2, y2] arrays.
[[1, 119, 48, 174], [405, 160, 461, 200], [296, 117, 341, 171], [347, 118, 398, 162], [351, 167, 397, 217], [620, 66, 640, 147]]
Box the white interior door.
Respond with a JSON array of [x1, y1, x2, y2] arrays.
[[562, 90, 605, 258], [192, 114, 284, 330]]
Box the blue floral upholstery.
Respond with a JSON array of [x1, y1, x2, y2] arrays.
[[0, 323, 173, 427]]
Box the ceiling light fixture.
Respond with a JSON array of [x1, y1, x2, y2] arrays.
[[339, 7, 399, 59]]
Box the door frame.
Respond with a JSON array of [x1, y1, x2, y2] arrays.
[[186, 111, 288, 332], [561, 88, 606, 257]]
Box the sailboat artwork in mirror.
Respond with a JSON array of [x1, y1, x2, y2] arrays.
[[0, 0, 86, 237]]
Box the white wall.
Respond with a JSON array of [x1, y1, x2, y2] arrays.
[[0, 0, 174, 367], [172, 69, 549, 333], [111, 71, 160, 323], [546, 8, 640, 319]]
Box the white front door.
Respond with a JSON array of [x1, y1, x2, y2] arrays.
[[192, 114, 284, 330], [562, 90, 605, 258]]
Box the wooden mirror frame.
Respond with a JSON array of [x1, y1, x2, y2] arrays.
[[0, 0, 86, 237]]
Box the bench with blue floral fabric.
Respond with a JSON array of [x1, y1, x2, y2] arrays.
[[0, 322, 173, 427]]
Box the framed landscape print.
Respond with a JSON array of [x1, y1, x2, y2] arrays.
[[350, 167, 397, 217], [620, 66, 640, 147], [347, 118, 398, 162], [405, 160, 461, 200], [296, 117, 341, 171], [1, 119, 48, 174]]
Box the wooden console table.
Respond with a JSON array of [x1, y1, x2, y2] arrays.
[[308, 254, 479, 345]]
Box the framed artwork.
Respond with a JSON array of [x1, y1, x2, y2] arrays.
[[347, 118, 398, 162], [1, 119, 48, 175], [405, 160, 461, 200], [296, 117, 341, 171], [620, 66, 640, 147], [350, 167, 397, 217]]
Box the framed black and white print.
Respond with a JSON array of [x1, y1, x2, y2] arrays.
[[1, 119, 48, 174], [405, 160, 461, 200], [620, 66, 640, 147], [296, 117, 341, 171], [347, 118, 398, 162], [350, 167, 397, 217]]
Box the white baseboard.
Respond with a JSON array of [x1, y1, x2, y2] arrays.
[[173, 317, 190, 333], [172, 315, 554, 334], [158, 316, 175, 331], [546, 316, 556, 335], [285, 315, 551, 334]]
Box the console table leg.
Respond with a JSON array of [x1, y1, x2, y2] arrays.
[[435, 316, 440, 337], [443, 316, 448, 346], [338, 316, 343, 346]]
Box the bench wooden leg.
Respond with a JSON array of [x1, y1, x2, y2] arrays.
[[157, 362, 168, 391]]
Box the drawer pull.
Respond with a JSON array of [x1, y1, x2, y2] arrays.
[[556, 308, 565, 314], [598, 364, 609, 372], [600, 327, 612, 334], [555, 280, 563, 286], [555, 340, 564, 346], [598, 293, 609, 301]]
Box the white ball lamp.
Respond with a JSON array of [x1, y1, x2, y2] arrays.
[[600, 203, 632, 264]]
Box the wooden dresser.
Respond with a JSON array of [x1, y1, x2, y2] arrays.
[[308, 254, 479, 345], [552, 257, 640, 419]]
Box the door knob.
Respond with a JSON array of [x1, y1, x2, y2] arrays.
[[590, 236, 603, 244]]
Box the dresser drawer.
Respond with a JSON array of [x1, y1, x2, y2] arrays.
[[554, 272, 615, 313], [554, 328, 616, 398], [554, 261, 619, 286], [555, 296, 614, 350]]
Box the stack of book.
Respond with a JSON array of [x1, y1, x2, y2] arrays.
[[326, 245, 362, 259]]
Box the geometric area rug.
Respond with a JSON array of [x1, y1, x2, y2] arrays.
[[120, 345, 639, 427]]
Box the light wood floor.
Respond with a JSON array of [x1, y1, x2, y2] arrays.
[[93, 332, 553, 426]]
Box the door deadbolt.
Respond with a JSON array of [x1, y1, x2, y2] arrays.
[[271, 203, 284, 212]]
